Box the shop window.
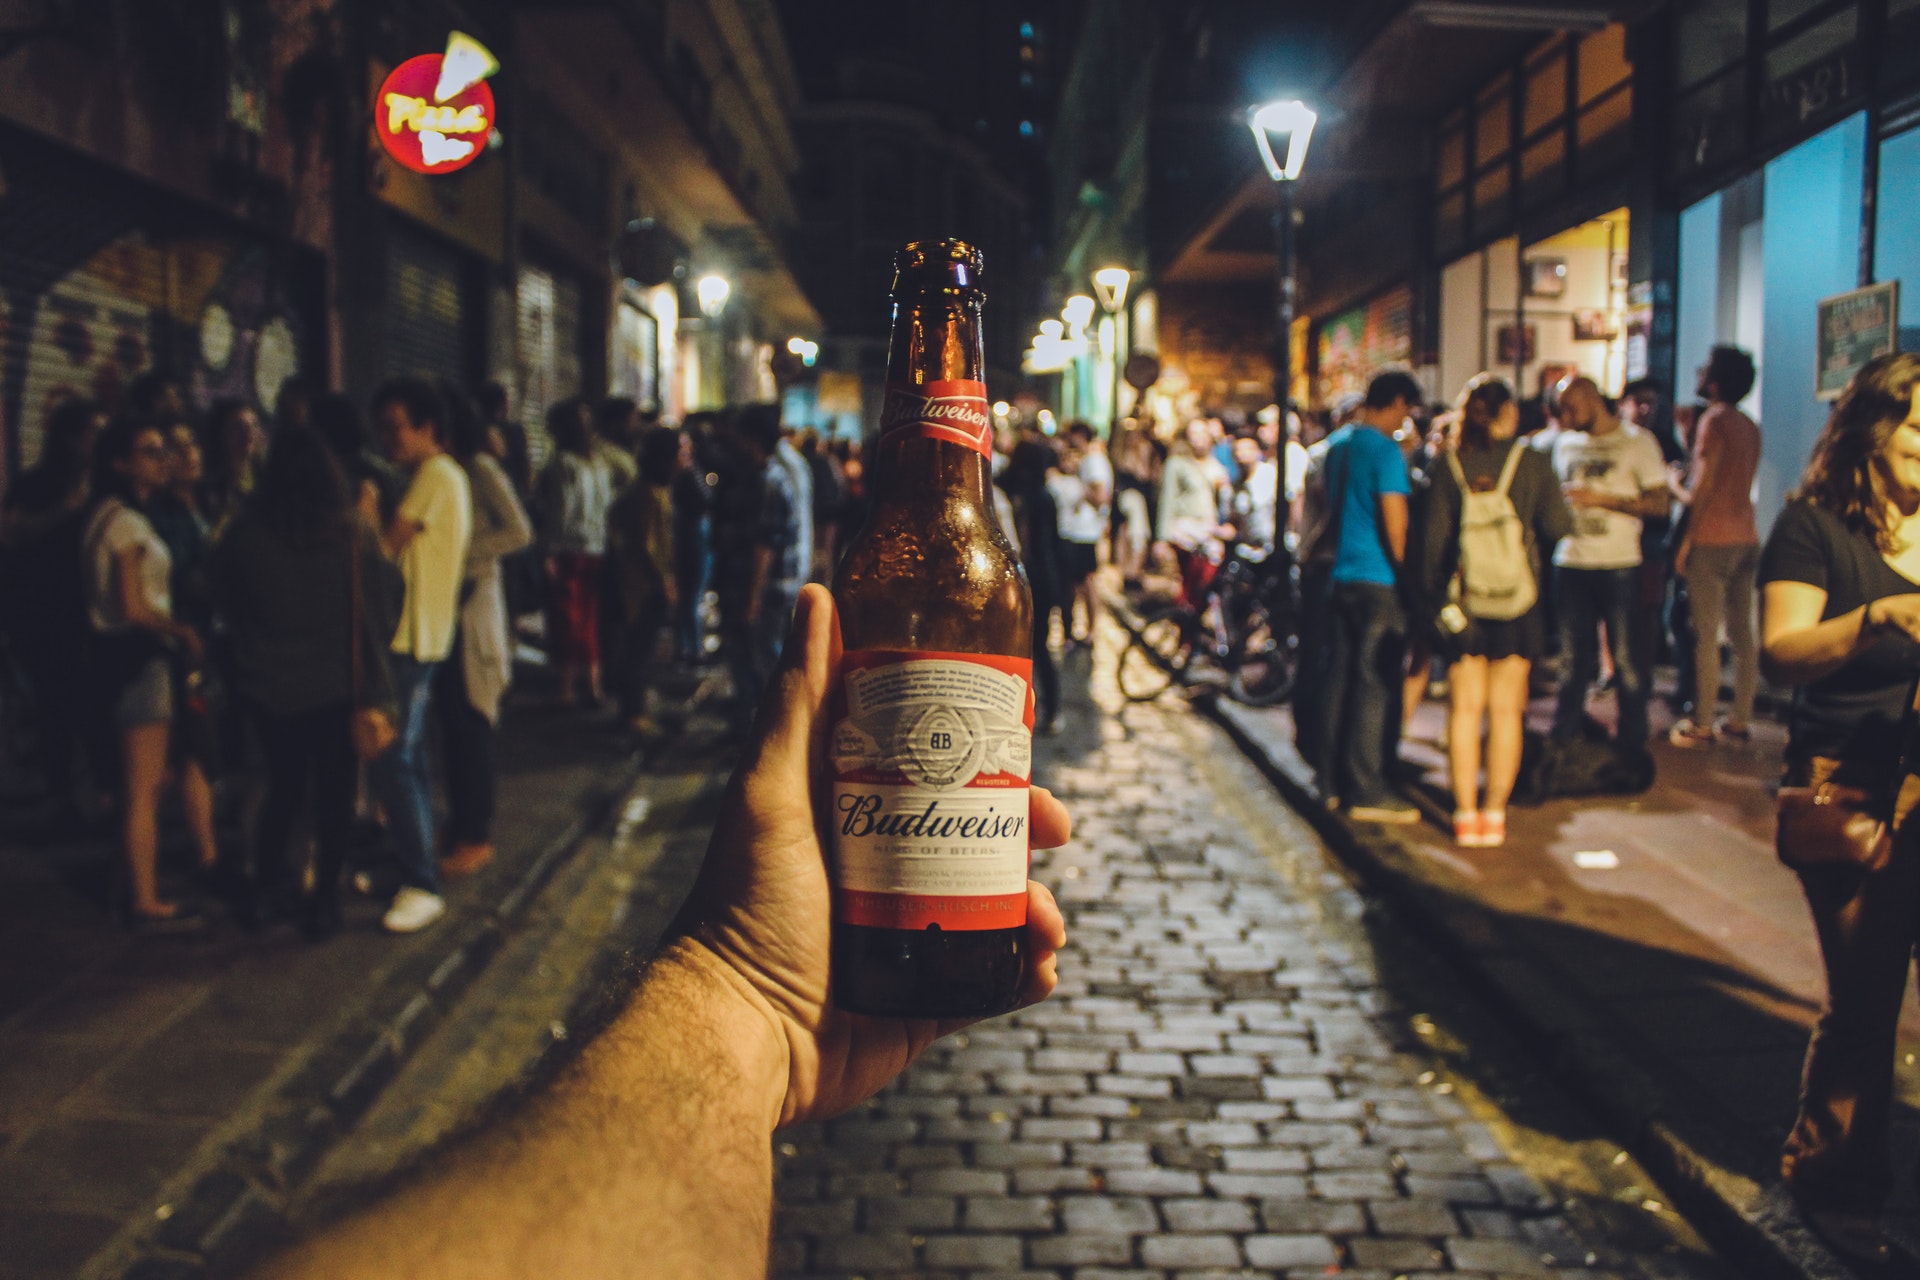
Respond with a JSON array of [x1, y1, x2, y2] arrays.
[[1677, 0, 1748, 89], [1475, 76, 1513, 168], [1672, 70, 1747, 181], [1473, 165, 1512, 235], [1889, 0, 1920, 87], [1520, 132, 1567, 209], [1770, 0, 1830, 30], [1577, 86, 1634, 174], [1524, 44, 1567, 136], [1761, 9, 1859, 142], [1438, 126, 1467, 190], [1436, 190, 1468, 258], [1577, 25, 1629, 106]]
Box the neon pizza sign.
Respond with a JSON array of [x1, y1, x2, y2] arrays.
[[375, 32, 500, 175]]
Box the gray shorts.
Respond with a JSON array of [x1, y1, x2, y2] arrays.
[[114, 656, 174, 728]]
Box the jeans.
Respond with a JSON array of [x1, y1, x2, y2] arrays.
[[1683, 542, 1760, 728], [1309, 580, 1406, 808], [370, 655, 440, 893], [1553, 565, 1647, 747], [432, 649, 495, 846], [1781, 760, 1920, 1211]]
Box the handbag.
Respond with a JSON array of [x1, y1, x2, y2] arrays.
[[1775, 676, 1920, 873], [349, 534, 399, 761]]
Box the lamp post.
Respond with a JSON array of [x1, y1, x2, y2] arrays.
[[1248, 99, 1315, 581], [1248, 101, 1315, 416], [1092, 266, 1131, 439]]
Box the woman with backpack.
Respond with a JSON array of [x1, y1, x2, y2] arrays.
[[1420, 374, 1571, 848]]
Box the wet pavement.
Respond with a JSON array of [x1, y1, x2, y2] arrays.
[[771, 618, 1726, 1279]]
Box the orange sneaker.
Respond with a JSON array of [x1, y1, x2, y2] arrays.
[[440, 842, 494, 877], [1453, 811, 1484, 847], [1480, 810, 1507, 847]]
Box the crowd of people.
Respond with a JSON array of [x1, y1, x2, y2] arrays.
[[1110, 351, 1763, 849], [0, 372, 888, 941]]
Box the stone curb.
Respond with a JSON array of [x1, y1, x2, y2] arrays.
[[1101, 594, 1857, 1280], [104, 759, 641, 1280]]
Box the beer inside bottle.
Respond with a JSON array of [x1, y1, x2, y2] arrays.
[[828, 239, 1033, 1018]]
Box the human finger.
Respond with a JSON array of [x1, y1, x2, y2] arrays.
[[1017, 880, 1066, 1007], [1030, 786, 1071, 849], [738, 584, 835, 791]]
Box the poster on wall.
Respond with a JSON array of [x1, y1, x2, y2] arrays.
[[1816, 281, 1899, 400], [1316, 285, 1412, 403]]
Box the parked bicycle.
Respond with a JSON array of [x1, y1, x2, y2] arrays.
[[1116, 549, 1297, 706]]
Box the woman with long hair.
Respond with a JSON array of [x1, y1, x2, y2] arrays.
[[431, 383, 534, 875], [215, 428, 394, 937], [538, 398, 615, 704], [1760, 353, 1920, 1255], [202, 398, 266, 533], [83, 418, 214, 929], [1419, 374, 1570, 848]]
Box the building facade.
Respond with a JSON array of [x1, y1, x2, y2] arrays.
[[0, 0, 818, 491]]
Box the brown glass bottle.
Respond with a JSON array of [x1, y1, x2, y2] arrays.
[[828, 239, 1033, 1019]]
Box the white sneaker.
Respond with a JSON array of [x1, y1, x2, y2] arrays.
[[382, 887, 446, 933]]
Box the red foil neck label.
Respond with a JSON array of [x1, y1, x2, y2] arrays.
[[879, 379, 992, 457]]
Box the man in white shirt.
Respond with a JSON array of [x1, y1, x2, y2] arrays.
[[372, 378, 473, 933], [1548, 377, 1669, 748]]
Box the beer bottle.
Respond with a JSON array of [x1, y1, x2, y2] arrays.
[[828, 239, 1033, 1018]]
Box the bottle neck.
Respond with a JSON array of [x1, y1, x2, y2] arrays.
[[871, 434, 993, 511]]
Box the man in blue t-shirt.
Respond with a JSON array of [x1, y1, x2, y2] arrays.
[[1309, 369, 1421, 823]]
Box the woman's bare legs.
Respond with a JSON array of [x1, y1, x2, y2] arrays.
[[123, 722, 173, 916], [180, 758, 218, 871], [1447, 656, 1488, 816], [1484, 655, 1532, 814]]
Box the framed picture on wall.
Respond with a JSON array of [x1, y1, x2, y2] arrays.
[[1496, 323, 1537, 365], [1571, 308, 1619, 341], [1524, 257, 1567, 298]]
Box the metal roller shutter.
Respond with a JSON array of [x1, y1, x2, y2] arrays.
[[515, 262, 582, 472], [385, 224, 473, 385]]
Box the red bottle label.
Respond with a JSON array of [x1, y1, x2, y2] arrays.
[[878, 379, 993, 457], [829, 649, 1033, 931]]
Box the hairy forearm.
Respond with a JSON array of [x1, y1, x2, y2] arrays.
[[258, 941, 786, 1280]]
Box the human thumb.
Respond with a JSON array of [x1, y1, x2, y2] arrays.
[[740, 583, 837, 793]]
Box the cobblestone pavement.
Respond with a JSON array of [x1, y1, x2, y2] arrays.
[[772, 619, 1726, 1279]]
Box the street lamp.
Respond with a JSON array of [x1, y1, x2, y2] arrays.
[[1062, 294, 1096, 333], [695, 274, 731, 318], [1249, 98, 1315, 584], [1092, 267, 1132, 436]]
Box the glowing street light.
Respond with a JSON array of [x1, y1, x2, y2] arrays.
[[1062, 294, 1096, 332], [785, 336, 818, 366], [695, 274, 731, 318], [1092, 267, 1131, 314], [992, 400, 1011, 417], [1248, 99, 1317, 182]]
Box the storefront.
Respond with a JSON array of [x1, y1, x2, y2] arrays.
[[0, 123, 322, 474], [1438, 210, 1631, 407], [1317, 285, 1413, 405], [1666, 0, 1920, 535], [1428, 23, 1637, 408]]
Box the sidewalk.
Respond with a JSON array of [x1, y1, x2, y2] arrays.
[[1208, 669, 1920, 1278], [0, 699, 666, 1280]]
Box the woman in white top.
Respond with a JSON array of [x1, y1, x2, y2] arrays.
[[84, 419, 213, 929]]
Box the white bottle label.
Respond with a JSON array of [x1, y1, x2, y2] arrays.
[[829, 650, 1033, 930]]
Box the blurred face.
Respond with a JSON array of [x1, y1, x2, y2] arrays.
[[1623, 392, 1657, 426], [121, 428, 170, 496], [1185, 421, 1210, 455], [227, 407, 264, 463], [1232, 436, 1262, 471], [378, 401, 435, 465], [1559, 384, 1599, 431], [1874, 388, 1920, 508], [166, 424, 203, 485], [1491, 401, 1521, 441]]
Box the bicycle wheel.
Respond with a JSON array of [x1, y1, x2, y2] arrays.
[[1228, 602, 1297, 707], [1116, 607, 1190, 702]]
